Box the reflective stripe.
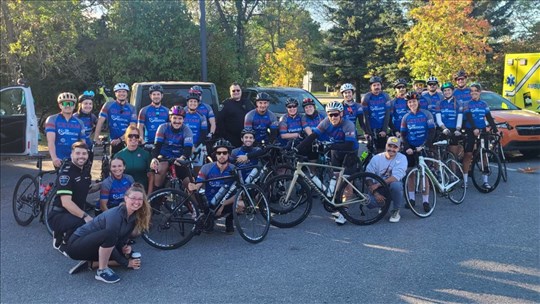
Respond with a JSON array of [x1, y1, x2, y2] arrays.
[[57, 190, 73, 195]]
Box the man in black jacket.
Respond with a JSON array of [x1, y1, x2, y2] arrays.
[[216, 82, 253, 147]]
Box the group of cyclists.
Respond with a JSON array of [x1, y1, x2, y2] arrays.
[[40, 68, 500, 283]]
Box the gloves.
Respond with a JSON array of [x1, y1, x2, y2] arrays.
[[442, 128, 450, 135], [454, 130, 462, 137]]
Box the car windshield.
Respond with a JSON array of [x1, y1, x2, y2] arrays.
[[253, 90, 325, 114], [481, 92, 520, 111], [140, 86, 214, 109]]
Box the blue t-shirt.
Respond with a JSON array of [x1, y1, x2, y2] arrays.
[[137, 104, 169, 143], [184, 110, 208, 146], [422, 91, 443, 115], [463, 99, 491, 129], [45, 114, 86, 160], [278, 114, 303, 145], [389, 97, 409, 131], [361, 92, 391, 130], [154, 123, 194, 158], [400, 109, 436, 147], [98, 101, 137, 140], [196, 162, 236, 206], [99, 174, 134, 208], [435, 98, 463, 129], [314, 118, 359, 150], [244, 109, 279, 142], [73, 112, 97, 148]]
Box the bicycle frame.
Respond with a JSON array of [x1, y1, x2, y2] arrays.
[[416, 155, 460, 193]]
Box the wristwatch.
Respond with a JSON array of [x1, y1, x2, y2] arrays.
[[81, 212, 89, 219]]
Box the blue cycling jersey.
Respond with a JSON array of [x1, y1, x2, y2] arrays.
[[418, 93, 429, 110], [154, 123, 194, 158], [184, 111, 208, 146], [231, 146, 261, 181], [278, 114, 303, 145], [73, 112, 97, 148], [314, 118, 359, 150], [400, 109, 436, 147], [45, 113, 86, 160], [389, 97, 409, 131], [453, 87, 471, 104], [301, 111, 328, 140], [196, 162, 236, 206], [463, 99, 491, 129], [196, 103, 215, 121], [137, 104, 169, 143], [362, 92, 391, 130], [98, 101, 137, 140], [244, 109, 279, 142], [99, 174, 134, 208], [435, 97, 463, 129], [422, 91, 443, 115], [342, 100, 363, 125]]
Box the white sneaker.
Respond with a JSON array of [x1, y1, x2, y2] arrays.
[[331, 211, 340, 218], [335, 213, 346, 225], [389, 210, 400, 223]]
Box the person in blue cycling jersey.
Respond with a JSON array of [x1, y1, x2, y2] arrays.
[[46, 92, 86, 168], [401, 91, 436, 213], [296, 101, 359, 225], [339, 83, 366, 134], [137, 84, 169, 144], [413, 79, 429, 109], [462, 83, 499, 189], [435, 82, 464, 158], [389, 78, 409, 137], [301, 97, 326, 138], [244, 92, 279, 144], [98, 158, 134, 213], [453, 70, 471, 104], [74, 91, 98, 152], [361, 76, 391, 152], [94, 83, 137, 156], [187, 139, 239, 234], [189, 85, 216, 139], [150, 105, 194, 191], [278, 98, 303, 146], [183, 92, 209, 147], [231, 128, 265, 182], [422, 76, 443, 116]]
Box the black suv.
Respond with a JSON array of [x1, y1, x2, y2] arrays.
[[242, 87, 326, 118]]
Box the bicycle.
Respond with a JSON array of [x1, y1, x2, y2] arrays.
[[142, 160, 270, 249], [469, 131, 502, 193], [358, 135, 377, 172], [12, 155, 62, 235], [264, 146, 391, 228], [403, 143, 466, 218], [93, 135, 111, 181], [490, 122, 510, 182]]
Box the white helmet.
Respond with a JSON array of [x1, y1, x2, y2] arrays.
[[113, 83, 130, 92], [340, 83, 356, 93], [325, 101, 344, 113], [426, 76, 438, 84]]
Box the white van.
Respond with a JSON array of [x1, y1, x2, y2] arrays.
[[0, 85, 39, 155]]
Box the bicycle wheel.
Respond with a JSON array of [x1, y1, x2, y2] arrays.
[[338, 172, 391, 225], [444, 159, 466, 204], [142, 188, 199, 250], [42, 187, 56, 235], [404, 168, 437, 218], [264, 174, 312, 228], [471, 150, 501, 193], [499, 149, 508, 182], [259, 164, 294, 185], [234, 184, 270, 243], [12, 174, 38, 226]]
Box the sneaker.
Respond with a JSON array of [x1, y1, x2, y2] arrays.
[[52, 232, 62, 250], [95, 268, 120, 284], [69, 260, 90, 275], [389, 210, 400, 223], [335, 213, 346, 225], [405, 200, 415, 209], [57, 244, 70, 258], [461, 183, 468, 189], [331, 211, 341, 218], [482, 182, 492, 190], [423, 202, 431, 212], [225, 216, 234, 234]]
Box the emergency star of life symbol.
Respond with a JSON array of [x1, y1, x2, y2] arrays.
[[506, 74, 516, 86]]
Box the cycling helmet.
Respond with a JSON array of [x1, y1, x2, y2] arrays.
[[470, 82, 483, 91], [255, 92, 271, 102], [340, 83, 356, 93], [186, 92, 200, 102], [241, 128, 256, 136], [393, 78, 408, 88], [325, 101, 344, 112], [405, 91, 420, 100], [169, 105, 186, 117], [413, 79, 426, 85], [149, 84, 163, 94], [189, 85, 203, 95], [78, 90, 95, 102], [441, 82, 454, 90], [302, 97, 315, 107], [369, 76, 382, 85], [57, 92, 77, 103], [426, 76, 439, 84], [285, 98, 299, 107], [454, 70, 468, 80], [213, 139, 234, 151], [113, 83, 130, 92]]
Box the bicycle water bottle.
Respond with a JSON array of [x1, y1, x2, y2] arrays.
[[43, 183, 53, 197], [360, 150, 369, 162], [310, 175, 326, 192], [39, 184, 46, 201], [326, 177, 336, 197], [245, 168, 259, 183]]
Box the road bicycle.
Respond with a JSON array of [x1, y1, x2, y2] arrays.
[[490, 122, 510, 182], [264, 146, 391, 228], [403, 142, 466, 218], [469, 131, 502, 193], [142, 160, 270, 249]]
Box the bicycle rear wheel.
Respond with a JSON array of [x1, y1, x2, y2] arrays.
[[234, 184, 270, 243], [404, 168, 437, 218], [500, 152, 508, 182], [264, 174, 312, 228], [12, 174, 38, 226], [444, 159, 466, 204], [42, 187, 57, 236], [142, 188, 199, 250], [338, 172, 390, 225], [471, 150, 501, 193]]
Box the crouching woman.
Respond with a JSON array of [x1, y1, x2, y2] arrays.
[[65, 183, 151, 283]]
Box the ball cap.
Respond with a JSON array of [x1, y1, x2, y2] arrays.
[[386, 136, 401, 147]]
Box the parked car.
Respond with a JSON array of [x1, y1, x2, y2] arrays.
[[242, 87, 326, 118], [481, 91, 540, 156]]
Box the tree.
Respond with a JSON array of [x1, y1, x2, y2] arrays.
[[259, 39, 306, 87], [402, 0, 492, 83]]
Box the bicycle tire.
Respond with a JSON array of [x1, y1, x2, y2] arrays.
[[444, 159, 466, 204], [264, 174, 312, 228], [12, 174, 38, 226], [234, 184, 270, 243], [404, 168, 437, 218], [338, 172, 391, 225], [142, 188, 199, 250], [499, 149, 508, 182], [471, 149, 501, 193], [260, 164, 294, 185], [42, 187, 57, 236]]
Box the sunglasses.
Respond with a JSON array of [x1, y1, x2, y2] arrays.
[[428, 83, 437, 86], [231, 89, 241, 92], [287, 105, 298, 109], [60, 101, 75, 107], [415, 83, 425, 88], [127, 134, 140, 139], [456, 78, 466, 81], [396, 86, 405, 89], [328, 112, 340, 118], [216, 151, 229, 155]]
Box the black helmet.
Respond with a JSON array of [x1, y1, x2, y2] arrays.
[[149, 84, 163, 94], [186, 92, 200, 102], [213, 139, 234, 151], [302, 97, 315, 107], [454, 70, 468, 80], [405, 91, 420, 100], [169, 105, 186, 117], [241, 128, 255, 136], [255, 92, 271, 102], [369, 76, 382, 85], [393, 78, 408, 88], [285, 98, 299, 107]]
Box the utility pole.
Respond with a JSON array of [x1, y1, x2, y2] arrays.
[[200, 0, 208, 81]]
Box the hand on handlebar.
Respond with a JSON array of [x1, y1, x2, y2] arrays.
[[442, 128, 451, 136]]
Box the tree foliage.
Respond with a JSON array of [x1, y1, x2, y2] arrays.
[[259, 39, 306, 87]]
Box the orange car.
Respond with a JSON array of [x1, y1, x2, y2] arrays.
[[482, 91, 540, 157]]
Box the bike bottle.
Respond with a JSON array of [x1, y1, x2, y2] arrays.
[[39, 184, 46, 201], [43, 183, 53, 197], [198, 188, 210, 213], [311, 175, 326, 192], [210, 185, 228, 206], [245, 168, 259, 184], [360, 150, 369, 162], [326, 176, 336, 197]]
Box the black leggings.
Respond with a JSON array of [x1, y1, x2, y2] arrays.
[[48, 211, 85, 240], [65, 228, 123, 262]]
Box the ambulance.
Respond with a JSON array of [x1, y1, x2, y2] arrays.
[[502, 53, 540, 112]]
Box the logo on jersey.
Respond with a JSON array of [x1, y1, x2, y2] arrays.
[[59, 175, 70, 186]]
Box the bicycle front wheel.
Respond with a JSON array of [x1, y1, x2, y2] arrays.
[[444, 159, 466, 205], [338, 172, 391, 225], [12, 174, 38, 226], [500, 154, 508, 182], [264, 174, 312, 228], [404, 168, 437, 218], [234, 184, 270, 243], [142, 188, 199, 250], [471, 150, 501, 193]]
